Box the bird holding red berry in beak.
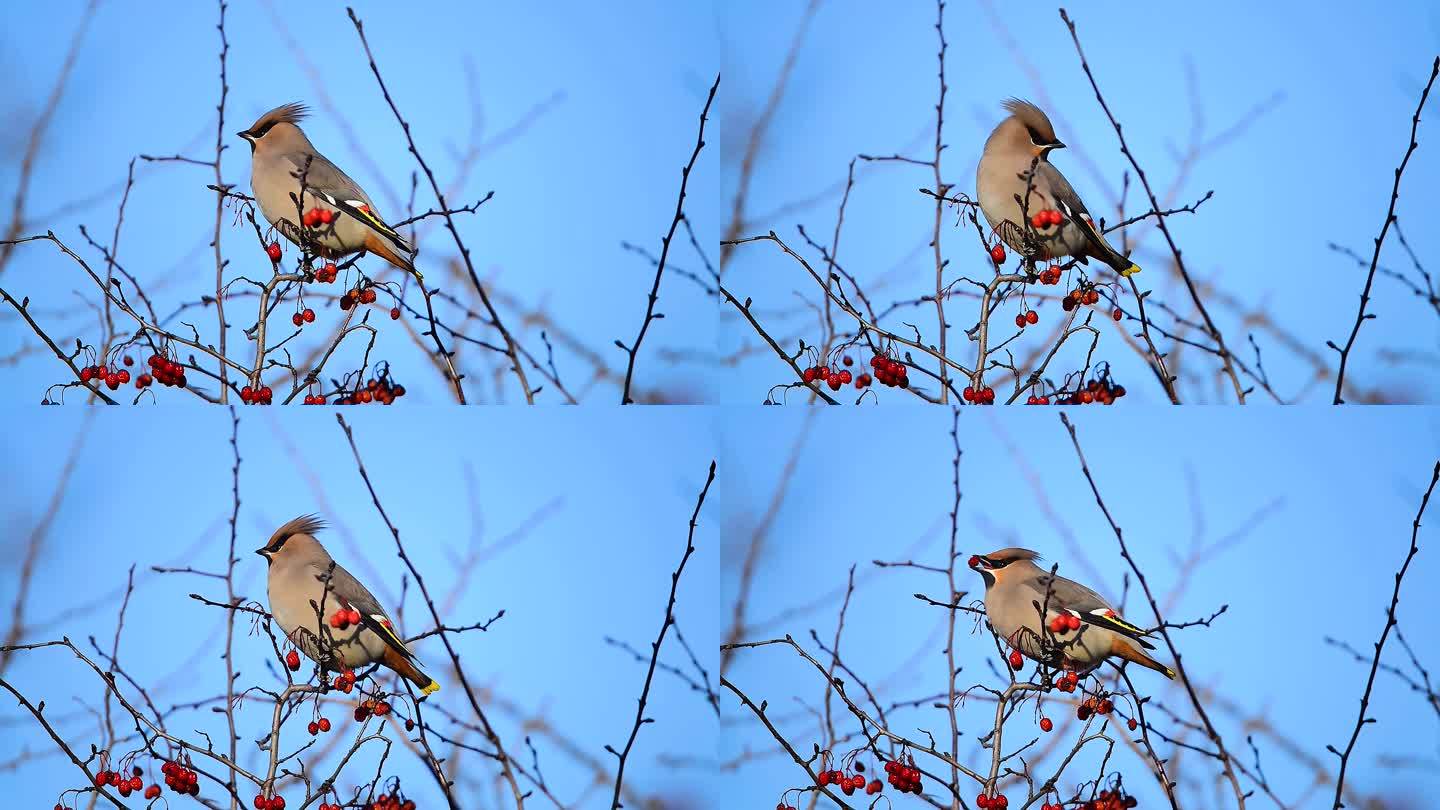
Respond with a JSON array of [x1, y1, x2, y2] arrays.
[[257, 515, 439, 696], [969, 547, 1174, 679], [238, 102, 422, 282]]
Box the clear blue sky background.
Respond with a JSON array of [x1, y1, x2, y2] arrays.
[[720, 1, 1440, 404], [0, 407, 719, 808], [1, 1, 718, 404], [719, 407, 1440, 807]]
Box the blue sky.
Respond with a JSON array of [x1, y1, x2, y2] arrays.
[[720, 1, 1440, 404], [0, 407, 719, 807], [719, 407, 1440, 807], [0, 1, 718, 404]]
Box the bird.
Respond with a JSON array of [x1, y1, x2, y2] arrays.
[[237, 102, 422, 281], [257, 515, 439, 696], [976, 98, 1141, 278], [968, 547, 1175, 679]]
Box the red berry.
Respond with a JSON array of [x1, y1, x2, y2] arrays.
[[1112, 307, 1123, 321], [1128, 718, 1139, 731], [1040, 716, 1053, 732], [867, 778, 882, 795], [1026, 310, 1038, 325], [146, 785, 162, 799], [990, 244, 1006, 264], [1015, 314, 1026, 328], [307, 721, 318, 735], [96, 772, 108, 787], [320, 209, 334, 224], [1066, 614, 1081, 630], [1047, 209, 1063, 226], [266, 242, 282, 262], [303, 308, 316, 323], [1031, 212, 1047, 229], [390, 307, 401, 320], [292, 312, 304, 327], [1008, 650, 1024, 670], [272, 797, 285, 810]]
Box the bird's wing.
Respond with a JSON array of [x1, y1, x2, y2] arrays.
[[311, 561, 417, 662], [1036, 162, 1130, 269], [1023, 571, 1155, 648], [284, 151, 413, 255]]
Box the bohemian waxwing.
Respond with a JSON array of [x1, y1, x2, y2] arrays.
[[976, 99, 1141, 278], [968, 547, 1174, 679], [257, 515, 439, 696], [237, 102, 421, 281]]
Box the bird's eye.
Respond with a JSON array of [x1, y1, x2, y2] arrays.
[[254, 124, 273, 139]]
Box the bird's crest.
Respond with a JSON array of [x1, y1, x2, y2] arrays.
[[1001, 98, 1058, 144], [986, 547, 1043, 564], [268, 514, 326, 547], [248, 102, 310, 134]]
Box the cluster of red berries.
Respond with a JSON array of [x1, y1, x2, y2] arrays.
[[1054, 671, 1081, 693], [332, 669, 358, 694], [1061, 286, 1103, 311], [240, 384, 274, 405], [1048, 612, 1083, 635], [1056, 376, 1127, 405], [253, 793, 286, 809], [884, 759, 923, 794], [362, 789, 417, 810], [1014, 309, 1040, 328], [802, 364, 853, 390], [144, 353, 188, 388], [868, 352, 909, 388], [161, 759, 200, 795], [93, 766, 162, 799], [1029, 209, 1065, 230], [291, 307, 317, 327], [314, 262, 340, 284], [79, 364, 131, 391], [976, 792, 1009, 808], [355, 697, 393, 722], [962, 385, 996, 404], [1076, 695, 1116, 721], [302, 208, 336, 229], [816, 769, 880, 796], [1076, 789, 1138, 809], [330, 607, 363, 630], [339, 285, 379, 311], [332, 375, 407, 405], [307, 716, 333, 736], [1024, 393, 1052, 405]]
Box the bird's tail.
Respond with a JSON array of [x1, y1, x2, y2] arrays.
[[363, 232, 424, 284], [1070, 212, 1141, 277], [1111, 639, 1176, 679], [382, 645, 440, 696]]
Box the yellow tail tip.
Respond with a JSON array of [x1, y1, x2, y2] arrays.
[[420, 680, 440, 696], [1120, 263, 1141, 277]]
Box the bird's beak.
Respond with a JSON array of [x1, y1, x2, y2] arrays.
[[255, 547, 269, 559], [1048, 141, 1066, 151], [237, 131, 254, 144]]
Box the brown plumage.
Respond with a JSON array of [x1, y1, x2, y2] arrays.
[[257, 515, 439, 696], [976, 99, 1141, 276]]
